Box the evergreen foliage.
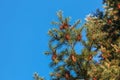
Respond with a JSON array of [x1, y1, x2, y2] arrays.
[[34, 0, 120, 80]]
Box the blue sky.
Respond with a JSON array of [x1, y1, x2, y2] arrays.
[[0, 0, 102, 80]]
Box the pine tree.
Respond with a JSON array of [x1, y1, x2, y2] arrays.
[[85, 0, 120, 79], [45, 11, 87, 80], [34, 0, 120, 80]]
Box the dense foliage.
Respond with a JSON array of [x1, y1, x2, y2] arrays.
[[34, 0, 120, 80]]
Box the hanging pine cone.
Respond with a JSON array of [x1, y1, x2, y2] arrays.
[[63, 23, 69, 29], [65, 33, 70, 40], [88, 55, 92, 60], [107, 19, 112, 24], [117, 3, 120, 9], [65, 71, 70, 79], [60, 23, 69, 30], [70, 54, 77, 62], [76, 34, 82, 41], [52, 53, 57, 61], [60, 25, 64, 30]]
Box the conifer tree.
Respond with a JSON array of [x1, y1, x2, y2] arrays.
[[85, 0, 120, 79], [34, 0, 120, 80]]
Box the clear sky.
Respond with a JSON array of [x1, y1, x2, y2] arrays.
[[0, 0, 102, 80]]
